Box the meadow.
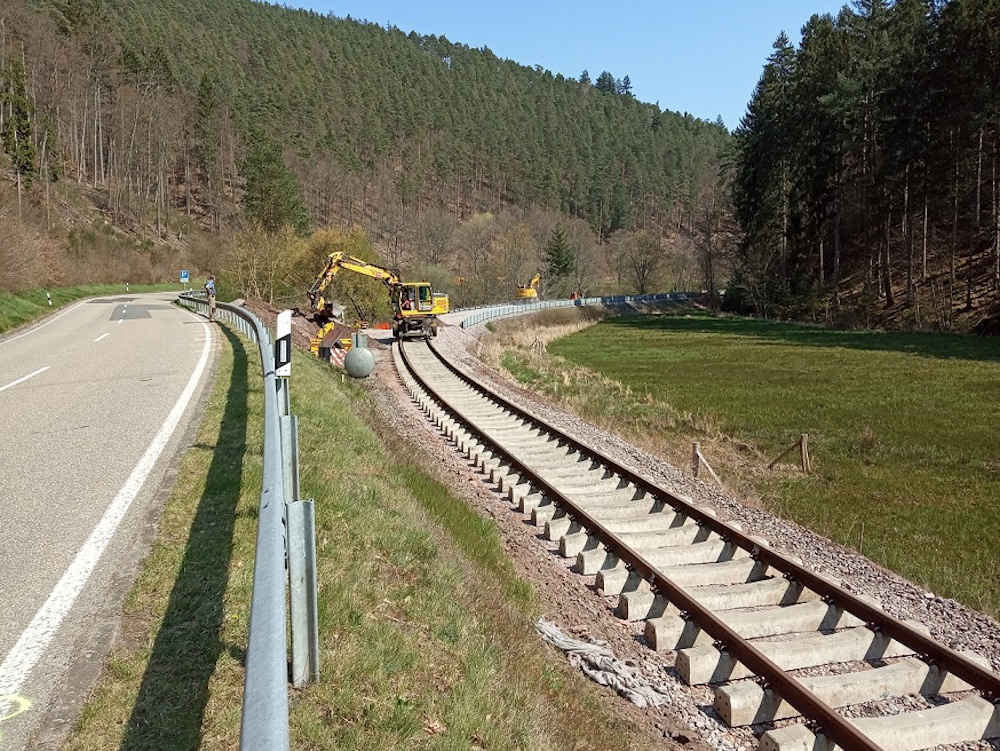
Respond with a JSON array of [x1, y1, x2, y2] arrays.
[[498, 313, 1000, 616]]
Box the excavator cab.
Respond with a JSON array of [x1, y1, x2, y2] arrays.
[[397, 283, 428, 313], [393, 283, 449, 339], [397, 283, 448, 316]]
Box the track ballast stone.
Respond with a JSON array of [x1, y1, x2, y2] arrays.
[[380, 323, 1000, 750]]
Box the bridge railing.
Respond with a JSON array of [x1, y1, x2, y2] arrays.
[[177, 293, 318, 751]]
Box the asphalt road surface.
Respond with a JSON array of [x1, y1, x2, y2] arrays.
[[0, 292, 215, 749]]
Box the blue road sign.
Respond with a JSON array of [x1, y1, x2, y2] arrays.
[[180, 269, 190, 284]]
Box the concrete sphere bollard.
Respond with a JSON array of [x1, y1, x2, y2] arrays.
[[344, 346, 375, 378]]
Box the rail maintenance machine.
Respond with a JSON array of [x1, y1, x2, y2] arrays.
[[305, 252, 449, 353]]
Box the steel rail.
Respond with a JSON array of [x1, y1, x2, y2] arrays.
[[178, 293, 290, 751], [422, 336, 1000, 700], [398, 341, 884, 750], [407, 337, 1000, 744]]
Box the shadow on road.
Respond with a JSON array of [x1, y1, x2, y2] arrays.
[[121, 325, 247, 751]]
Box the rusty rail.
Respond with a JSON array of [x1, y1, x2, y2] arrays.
[[404, 338, 1000, 747]]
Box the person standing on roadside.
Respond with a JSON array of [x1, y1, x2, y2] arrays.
[[205, 275, 217, 321]]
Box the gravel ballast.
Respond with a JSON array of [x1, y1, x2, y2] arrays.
[[368, 320, 1000, 750]]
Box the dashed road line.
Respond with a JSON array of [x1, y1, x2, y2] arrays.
[[0, 367, 50, 394], [93, 333, 110, 343]]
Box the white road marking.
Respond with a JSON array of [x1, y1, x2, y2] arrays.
[[0, 367, 50, 393], [93, 333, 110, 343], [0, 321, 212, 698], [0, 301, 88, 347], [117, 318, 124, 325]]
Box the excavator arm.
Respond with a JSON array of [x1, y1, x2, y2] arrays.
[[517, 272, 541, 300], [307, 252, 401, 310]]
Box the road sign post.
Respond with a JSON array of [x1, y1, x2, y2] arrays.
[[179, 269, 190, 289]]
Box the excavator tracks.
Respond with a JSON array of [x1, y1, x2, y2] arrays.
[[394, 337, 1000, 751]]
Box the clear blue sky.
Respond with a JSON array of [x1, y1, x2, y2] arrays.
[[296, 0, 848, 130]]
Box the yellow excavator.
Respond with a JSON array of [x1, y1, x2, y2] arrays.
[[517, 273, 541, 301], [306, 252, 449, 352]]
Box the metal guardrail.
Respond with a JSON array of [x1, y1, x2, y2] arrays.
[[457, 292, 692, 328], [177, 293, 319, 751]]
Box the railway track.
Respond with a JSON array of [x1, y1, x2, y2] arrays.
[[393, 337, 1000, 751]]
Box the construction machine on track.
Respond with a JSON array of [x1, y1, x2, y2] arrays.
[[305, 252, 449, 352], [517, 273, 541, 301]]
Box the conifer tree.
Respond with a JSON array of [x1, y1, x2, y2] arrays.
[[241, 141, 309, 234], [545, 225, 574, 281]]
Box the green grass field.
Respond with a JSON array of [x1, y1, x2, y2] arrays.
[[0, 282, 198, 334], [65, 325, 655, 750], [540, 314, 1000, 616]]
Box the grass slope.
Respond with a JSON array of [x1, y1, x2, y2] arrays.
[[520, 314, 999, 616], [65, 324, 652, 750], [0, 283, 197, 335]]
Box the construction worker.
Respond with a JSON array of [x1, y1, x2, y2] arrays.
[[205, 275, 217, 321]]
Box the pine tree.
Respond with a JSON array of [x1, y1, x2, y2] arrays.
[[545, 225, 574, 281], [241, 141, 310, 234], [595, 71, 616, 94]]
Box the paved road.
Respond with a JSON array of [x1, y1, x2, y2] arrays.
[[0, 293, 215, 749]]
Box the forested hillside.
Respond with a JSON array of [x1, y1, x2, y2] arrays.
[[1, 0, 731, 304], [732, 0, 1000, 329]]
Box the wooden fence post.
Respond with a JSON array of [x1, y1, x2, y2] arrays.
[[800, 433, 811, 473], [692, 442, 700, 478]]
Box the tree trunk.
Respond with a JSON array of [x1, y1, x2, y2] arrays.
[[40, 131, 49, 229], [78, 93, 87, 184], [781, 161, 788, 290], [976, 126, 983, 232], [994, 130, 999, 293], [97, 86, 104, 185], [951, 131, 959, 327], [184, 135, 191, 217], [922, 191, 929, 283], [904, 163, 912, 304], [92, 86, 98, 188], [883, 200, 894, 308], [819, 238, 824, 287], [833, 189, 842, 309]]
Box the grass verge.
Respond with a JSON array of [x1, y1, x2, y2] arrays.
[[483, 311, 1000, 617], [65, 324, 656, 750], [0, 282, 198, 334]]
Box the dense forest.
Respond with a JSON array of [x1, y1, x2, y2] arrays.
[[0, 0, 730, 305], [732, 0, 1000, 327]]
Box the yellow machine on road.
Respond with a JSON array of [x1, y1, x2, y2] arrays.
[[517, 273, 541, 301], [306, 252, 449, 350]]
